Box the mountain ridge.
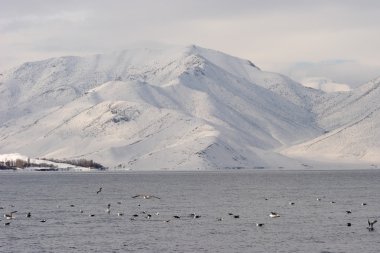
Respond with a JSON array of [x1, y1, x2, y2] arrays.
[[1, 45, 379, 169]]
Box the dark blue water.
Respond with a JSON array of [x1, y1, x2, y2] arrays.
[[1, 170, 380, 252]]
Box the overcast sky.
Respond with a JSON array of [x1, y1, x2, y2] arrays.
[[1, 0, 380, 86]]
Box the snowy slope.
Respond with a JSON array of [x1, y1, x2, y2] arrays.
[[0, 45, 378, 169], [283, 77, 380, 163]]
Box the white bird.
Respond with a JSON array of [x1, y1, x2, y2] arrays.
[[269, 212, 280, 218], [4, 211, 17, 220], [105, 203, 111, 214]]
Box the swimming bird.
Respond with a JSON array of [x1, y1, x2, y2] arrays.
[[347, 223, 352, 227], [89, 214, 95, 217], [117, 201, 122, 205], [330, 201, 336, 204], [256, 223, 264, 227], [269, 212, 280, 218], [4, 222, 10, 226], [233, 215, 240, 219], [4, 211, 17, 220], [117, 212, 124, 216], [367, 219, 377, 231], [132, 194, 160, 200], [80, 210, 84, 213], [173, 215, 180, 219], [217, 217, 224, 221], [40, 219, 46, 223], [26, 212, 31, 218], [289, 202, 295, 205], [361, 203, 367, 206], [317, 198, 321, 201], [96, 187, 102, 194], [132, 214, 139, 217], [346, 210, 352, 214]]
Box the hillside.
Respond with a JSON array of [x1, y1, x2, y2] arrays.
[[0, 45, 379, 169]]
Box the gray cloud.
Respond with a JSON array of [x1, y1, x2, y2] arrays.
[[1, 0, 380, 86]]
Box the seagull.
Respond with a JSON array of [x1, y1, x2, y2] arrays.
[[96, 187, 102, 194], [132, 194, 160, 200], [269, 212, 280, 218], [367, 219, 377, 231], [105, 204, 111, 214], [4, 211, 17, 220]]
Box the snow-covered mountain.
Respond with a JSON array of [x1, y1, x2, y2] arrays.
[[0, 45, 379, 169]]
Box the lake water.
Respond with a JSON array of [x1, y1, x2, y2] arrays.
[[0, 170, 380, 253]]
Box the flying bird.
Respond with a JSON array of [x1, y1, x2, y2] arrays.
[[269, 212, 280, 218], [132, 194, 160, 199], [367, 219, 377, 231], [4, 211, 17, 220]]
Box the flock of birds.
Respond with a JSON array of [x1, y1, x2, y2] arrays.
[[1, 186, 378, 232]]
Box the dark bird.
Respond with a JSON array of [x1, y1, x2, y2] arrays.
[[256, 223, 264, 227], [233, 215, 240, 219], [330, 201, 336, 204], [26, 212, 31, 218], [4, 222, 10, 226], [289, 202, 295, 205], [96, 187, 102, 194], [117, 213, 124, 216], [367, 219, 377, 231], [132, 214, 139, 217], [347, 223, 352, 227], [173, 215, 180, 219], [346, 210, 352, 214], [217, 217, 224, 221], [40, 219, 46, 223], [89, 214, 95, 217], [228, 213, 234, 216], [70, 204, 75, 207], [362, 203, 367, 206]]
